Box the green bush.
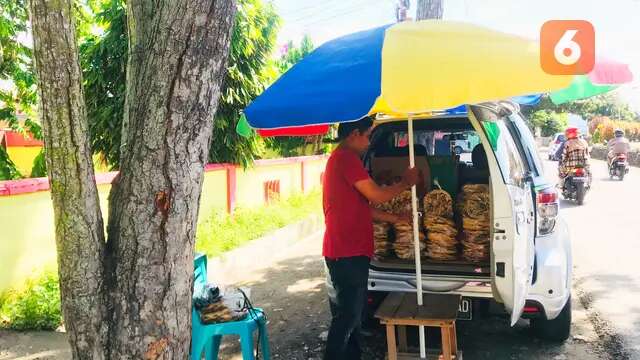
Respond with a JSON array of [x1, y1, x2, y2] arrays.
[[30, 149, 47, 178], [196, 190, 322, 258], [0, 145, 22, 180], [0, 271, 62, 330]]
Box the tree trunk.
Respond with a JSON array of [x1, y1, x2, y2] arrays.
[[105, 0, 236, 358], [417, 0, 443, 20], [29, 0, 236, 357], [28, 0, 108, 358]]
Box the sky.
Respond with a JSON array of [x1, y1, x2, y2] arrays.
[[270, 0, 640, 111]]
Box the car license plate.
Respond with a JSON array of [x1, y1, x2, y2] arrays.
[[457, 298, 472, 320]]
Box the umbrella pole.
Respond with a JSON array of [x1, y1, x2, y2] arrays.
[[408, 114, 426, 359]]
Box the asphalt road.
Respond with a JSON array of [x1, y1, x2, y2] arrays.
[[542, 156, 640, 360]]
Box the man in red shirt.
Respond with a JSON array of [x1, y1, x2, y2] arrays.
[[323, 116, 418, 360]]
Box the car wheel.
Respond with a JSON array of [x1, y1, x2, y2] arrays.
[[531, 296, 572, 342], [454, 146, 463, 155]]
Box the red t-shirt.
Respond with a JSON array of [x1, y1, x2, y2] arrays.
[[322, 147, 373, 259]]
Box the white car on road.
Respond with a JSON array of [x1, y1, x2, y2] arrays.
[[365, 102, 572, 342]]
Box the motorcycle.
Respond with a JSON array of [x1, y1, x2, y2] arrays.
[[608, 153, 630, 181], [561, 167, 590, 205]]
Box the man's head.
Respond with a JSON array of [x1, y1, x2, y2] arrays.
[[565, 127, 579, 140], [337, 116, 374, 154], [615, 128, 624, 138]]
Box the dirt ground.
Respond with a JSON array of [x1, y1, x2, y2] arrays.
[[0, 230, 610, 360]]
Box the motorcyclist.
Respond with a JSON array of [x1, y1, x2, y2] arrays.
[[607, 128, 631, 165], [557, 127, 590, 182]]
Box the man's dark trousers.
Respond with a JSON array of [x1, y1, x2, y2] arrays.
[[323, 256, 370, 360]]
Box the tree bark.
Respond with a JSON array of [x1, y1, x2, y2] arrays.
[[29, 0, 236, 358], [28, 0, 108, 358], [417, 0, 443, 20], [105, 0, 236, 358]]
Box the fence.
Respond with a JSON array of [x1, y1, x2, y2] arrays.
[[0, 155, 327, 292]]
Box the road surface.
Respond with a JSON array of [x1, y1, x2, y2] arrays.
[[543, 156, 640, 360]]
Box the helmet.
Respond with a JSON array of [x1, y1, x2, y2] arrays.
[[614, 128, 624, 138], [565, 127, 579, 139]]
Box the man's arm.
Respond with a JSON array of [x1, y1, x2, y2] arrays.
[[354, 167, 419, 205], [355, 179, 410, 205]]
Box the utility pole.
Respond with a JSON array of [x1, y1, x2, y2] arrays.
[[395, 0, 411, 22], [417, 0, 444, 20], [414, 0, 444, 155]]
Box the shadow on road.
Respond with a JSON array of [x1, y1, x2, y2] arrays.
[[560, 199, 583, 209], [215, 252, 603, 360]]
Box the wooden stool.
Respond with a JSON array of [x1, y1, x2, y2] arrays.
[[375, 292, 461, 360]]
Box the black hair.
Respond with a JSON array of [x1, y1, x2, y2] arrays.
[[337, 116, 374, 141]]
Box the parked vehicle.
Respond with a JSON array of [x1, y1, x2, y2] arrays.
[[364, 102, 572, 342], [442, 132, 473, 154], [548, 133, 566, 160], [560, 167, 590, 205], [608, 153, 630, 181]]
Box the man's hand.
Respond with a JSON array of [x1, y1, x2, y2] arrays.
[[401, 167, 419, 188]]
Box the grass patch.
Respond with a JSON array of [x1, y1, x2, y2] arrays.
[[0, 192, 321, 330], [196, 190, 322, 258], [0, 270, 62, 330]]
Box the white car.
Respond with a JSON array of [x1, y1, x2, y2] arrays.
[[365, 102, 572, 342], [442, 133, 473, 154], [548, 133, 566, 161]]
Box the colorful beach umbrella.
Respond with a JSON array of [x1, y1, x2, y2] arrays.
[[241, 20, 573, 135], [550, 75, 616, 105]]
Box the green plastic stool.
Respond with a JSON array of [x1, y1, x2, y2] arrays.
[[191, 254, 270, 360], [191, 307, 270, 360]]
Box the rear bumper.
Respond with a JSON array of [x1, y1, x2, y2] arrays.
[[367, 269, 492, 299], [367, 218, 572, 320], [527, 218, 572, 320]]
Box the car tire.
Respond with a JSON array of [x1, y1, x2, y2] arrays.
[[454, 146, 463, 155], [531, 296, 572, 342]]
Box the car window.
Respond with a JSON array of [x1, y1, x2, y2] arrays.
[[510, 114, 544, 177], [480, 118, 526, 188]]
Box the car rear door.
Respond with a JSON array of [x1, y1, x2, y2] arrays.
[[468, 105, 535, 325]]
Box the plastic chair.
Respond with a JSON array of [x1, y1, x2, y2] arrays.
[[191, 307, 270, 360], [191, 253, 270, 360]]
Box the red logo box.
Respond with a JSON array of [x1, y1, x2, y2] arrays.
[[540, 20, 595, 75]]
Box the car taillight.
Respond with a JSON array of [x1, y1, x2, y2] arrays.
[[523, 306, 540, 313], [537, 187, 558, 236]]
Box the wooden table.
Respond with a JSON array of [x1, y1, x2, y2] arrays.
[[375, 292, 461, 360]]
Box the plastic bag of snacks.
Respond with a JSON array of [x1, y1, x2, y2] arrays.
[[458, 184, 491, 262], [423, 189, 458, 260], [393, 221, 426, 259]]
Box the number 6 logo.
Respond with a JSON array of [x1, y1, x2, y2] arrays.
[[541, 20, 595, 75]]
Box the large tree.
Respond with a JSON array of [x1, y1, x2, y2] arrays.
[[29, 0, 235, 359], [83, 0, 279, 169]]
